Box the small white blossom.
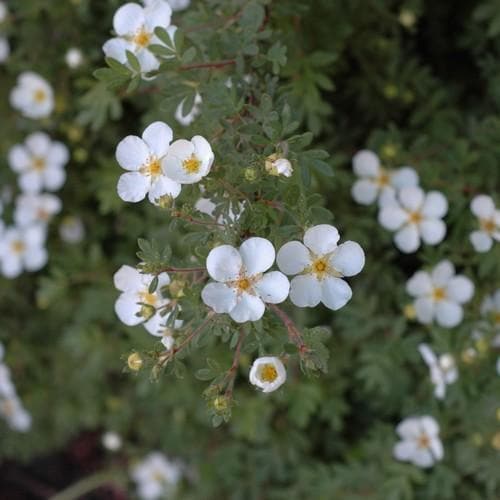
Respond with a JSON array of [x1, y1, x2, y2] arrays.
[[378, 186, 448, 253], [143, 0, 190, 12], [469, 194, 500, 252], [418, 343, 458, 399], [8, 132, 69, 194], [0, 396, 32, 432], [265, 154, 293, 178], [65, 47, 84, 68], [393, 416, 443, 468], [249, 356, 286, 393], [277, 224, 365, 311], [103, 2, 173, 76], [406, 260, 474, 328], [132, 452, 181, 500], [162, 135, 214, 184], [14, 193, 61, 227], [351, 150, 419, 207], [10, 72, 54, 119], [114, 265, 172, 334], [175, 92, 202, 126], [102, 431, 122, 451], [201, 237, 290, 323], [0, 364, 15, 398], [59, 216, 85, 244], [0, 225, 47, 278], [116, 121, 181, 204]]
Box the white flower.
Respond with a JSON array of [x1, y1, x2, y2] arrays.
[[114, 265, 172, 333], [469, 194, 500, 252], [102, 431, 122, 451], [276, 224, 365, 311], [162, 135, 214, 184], [59, 216, 85, 244], [393, 416, 443, 468], [142, 311, 183, 348], [65, 47, 84, 68], [378, 186, 448, 253], [14, 193, 62, 227], [0, 37, 9, 63], [0, 396, 32, 432], [103, 2, 173, 75], [201, 237, 290, 323], [175, 93, 202, 126], [249, 356, 286, 393], [0, 364, 15, 398], [116, 121, 181, 204], [143, 0, 190, 12], [8, 132, 69, 193], [10, 72, 54, 119], [406, 260, 474, 328], [195, 197, 243, 225], [351, 150, 419, 207], [418, 343, 458, 399], [0, 225, 47, 278], [265, 154, 293, 178], [132, 452, 181, 500]]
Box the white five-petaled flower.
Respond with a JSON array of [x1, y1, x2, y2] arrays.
[[113, 265, 171, 334], [378, 186, 448, 253], [351, 150, 419, 207], [393, 416, 443, 468], [175, 93, 202, 126], [8, 132, 69, 194], [116, 121, 181, 204], [469, 194, 500, 253], [103, 1, 173, 75], [249, 356, 287, 393], [59, 216, 85, 244], [0, 225, 47, 278], [162, 135, 214, 184], [276, 224, 365, 311], [406, 260, 474, 328], [10, 72, 54, 119], [265, 154, 293, 178], [418, 343, 458, 400], [131, 452, 181, 500], [14, 193, 62, 227], [201, 237, 290, 323], [65, 47, 84, 69]]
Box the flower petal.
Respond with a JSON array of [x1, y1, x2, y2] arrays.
[[115, 292, 143, 326], [8, 146, 30, 173], [23, 247, 47, 271], [351, 179, 378, 205], [470, 194, 495, 219], [117, 172, 149, 202], [201, 282, 237, 313], [116, 136, 150, 171], [102, 38, 131, 64], [399, 186, 424, 211], [352, 150, 379, 177], [391, 166, 419, 189], [47, 143, 69, 167], [446, 276, 474, 304], [394, 224, 420, 253], [25, 132, 50, 156], [431, 260, 455, 286], [378, 206, 408, 230], [142, 121, 173, 158], [419, 219, 446, 245], [114, 265, 143, 292], [329, 241, 365, 277], [229, 293, 265, 322], [289, 275, 321, 307], [206, 245, 242, 281], [418, 343, 437, 367], [144, 0, 172, 31], [420, 416, 439, 436], [276, 241, 311, 275], [412, 449, 435, 468], [414, 297, 435, 324], [254, 271, 290, 304], [136, 48, 159, 73], [406, 271, 433, 297], [43, 166, 66, 191], [303, 224, 339, 256], [148, 176, 181, 205], [396, 417, 421, 438], [239, 237, 275, 275], [435, 300, 463, 328], [421, 191, 448, 218], [394, 440, 417, 462], [470, 230, 493, 252], [113, 3, 145, 36], [321, 277, 352, 310]]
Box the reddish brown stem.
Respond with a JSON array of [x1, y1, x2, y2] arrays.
[[268, 304, 309, 355], [179, 59, 236, 71], [172, 210, 225, 227], [224, 329, 246, 398]]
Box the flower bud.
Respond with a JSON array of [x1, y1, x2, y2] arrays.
[[461, 348, 477, 364], [491, 432, 500, 450], [169, 280, 185, 298], [128, 352, 143, 371], [265, 154, 293, 177], [157, 194, 174, 208], [244, 167, 257, 182], [381, 144, 397, 160], [403, 304, 416, 319], [399, 9, 416, 29], [213, 395, 229, 412]]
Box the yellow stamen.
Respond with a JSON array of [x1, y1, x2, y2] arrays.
[[33, 89, 46, 103], [417, 433, 430, 449], [236, 277, 251, 292], [376, 170, 390, 187], [11, 241, 25, 254], [260, 364, 278, 382], [480, 218, 497, 234], [311, 257, 329, 279], [140, 157, 162, 177], [32, 157, 46, 171], [432, 287, 446, 301], [133, 28, 151, 48], [139, 291, 157, 306], [183, 155, 201, 174], [37, 209, 50, 221], [408, 211, 423, 224]]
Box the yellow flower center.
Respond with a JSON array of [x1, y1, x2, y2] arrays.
[[493, 312, 500, 325], [152, 470, 164, 482], [183, 155, 201, 174], [133, 28, 152, 48], [11, 240, 25, 254], [37, 209, 50, 221], [140, 157, 162, 177], [417, 433, 430, 449], [139, 291, 157, 306], [432, 287, 446, 301], [480, 218, 497, 234], [376, 169, 390, 187], [236, 277, 251, 292], [408, 211, 423, 224], [260, 364, 278, 382], [312, 257, 329, 279], [33, 89, 46, 103], [32, 157, 46, 171]]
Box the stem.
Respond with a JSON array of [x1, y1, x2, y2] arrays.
[[50, 470, 125, 500], [179, 59, 236, 71], [225, 329, 246, 398], [268, 304, 308, 354], [171, 210, 225, 227], [161, 266, 206, 273]]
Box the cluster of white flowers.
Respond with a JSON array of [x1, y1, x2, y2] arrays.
[[469, 194, 500, 253], [0, 342, 31, 432], [393, 416, 443, 468], [418, 343, 458, 399], [116, 121, 213, 204], [0, 132, 70, 278], [131, 451, 182, 500], [0, 1, 9, 63]]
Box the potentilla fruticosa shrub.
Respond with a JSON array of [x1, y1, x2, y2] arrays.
[[0, 0, 499, 498]]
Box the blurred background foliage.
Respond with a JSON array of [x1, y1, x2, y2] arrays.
[[0, 0, 499, 498]]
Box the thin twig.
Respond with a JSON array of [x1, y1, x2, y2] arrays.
[[224, 329, 246, 398], [171, 210, 225, 227], [268, 304, 309, 354], [179, 59, 236, 71]]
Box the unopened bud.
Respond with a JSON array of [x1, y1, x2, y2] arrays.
[[403, 304, 416, 320], [399, 9, 416, 29], [213, 395, 229, 412], [157, 194, 174, 208], [491, 432, 500, 450], [265, 154, 293, 177], [244, 167, 257, 182], [169, 280, 185, 298], [128, 352, 143, 371], [381, 144, 397, 160]]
